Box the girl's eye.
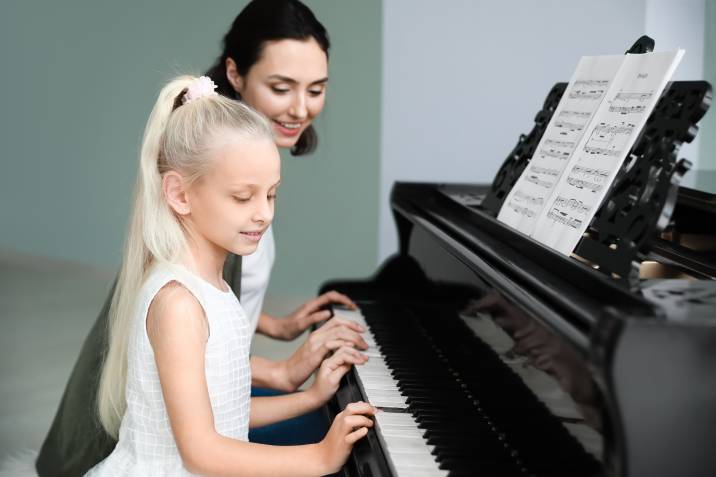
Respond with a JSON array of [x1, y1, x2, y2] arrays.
[[268, 194, 277, 201], [234, 196, 251, 203], [271, 86, 290, 94], [308, 88, 324, 97]]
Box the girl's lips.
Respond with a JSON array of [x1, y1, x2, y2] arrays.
[[240, 230, 264, 242], [272, 119, 303, 137]]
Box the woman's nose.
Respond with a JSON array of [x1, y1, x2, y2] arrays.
[[288, 92, 308, 119]]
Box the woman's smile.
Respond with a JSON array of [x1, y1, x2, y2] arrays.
[[272, 119, 305, 137]]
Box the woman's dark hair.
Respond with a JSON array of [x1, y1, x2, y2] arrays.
[[206, 0, 330, 156]]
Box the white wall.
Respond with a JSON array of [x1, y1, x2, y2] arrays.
[[379, 0, 706, 261], [645, 0, 705, 170]]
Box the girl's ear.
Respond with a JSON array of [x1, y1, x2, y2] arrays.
[[225, 57, 244, 94], [163, 171, 191, 215]]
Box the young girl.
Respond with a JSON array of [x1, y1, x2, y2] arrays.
[[86, 75, 375, 476]]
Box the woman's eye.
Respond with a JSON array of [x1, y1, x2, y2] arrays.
[[268, 194, 277, 201], [308, 88, 324, 97], [271, 86, 290, 94], [234, 196, 251, 203]]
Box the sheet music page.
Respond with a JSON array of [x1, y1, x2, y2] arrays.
[[531, 50, 684, 255], [497, 55, 624, 235]]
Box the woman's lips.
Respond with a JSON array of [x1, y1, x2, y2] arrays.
[[272, 119, 303, 137]]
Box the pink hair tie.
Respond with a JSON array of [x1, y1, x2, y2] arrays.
[[182, 76, 218, 104]]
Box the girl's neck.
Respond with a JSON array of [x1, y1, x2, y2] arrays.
[[179, 231, 229, 292]]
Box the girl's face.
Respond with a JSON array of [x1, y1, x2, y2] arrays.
[[230, 38, 328, 149], [184, 136, 281, 257]]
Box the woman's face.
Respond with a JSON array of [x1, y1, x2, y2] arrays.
[[230, 38, 328, 149]]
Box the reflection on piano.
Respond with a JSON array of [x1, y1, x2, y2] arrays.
[[319, 69, 716, 476]]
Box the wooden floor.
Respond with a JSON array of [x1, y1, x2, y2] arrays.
[[0, 250, 304, 458]]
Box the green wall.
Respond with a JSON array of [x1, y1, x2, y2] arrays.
[[700, 1, 716, 171], [0, 1, 381, 297]]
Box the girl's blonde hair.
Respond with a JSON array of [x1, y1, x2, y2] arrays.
[[97, 75, 273, 438]]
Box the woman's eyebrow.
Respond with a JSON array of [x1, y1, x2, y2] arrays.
[[267, 74, 329, 85]]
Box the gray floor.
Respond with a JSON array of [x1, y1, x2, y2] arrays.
[[0, 250, 305, 457]]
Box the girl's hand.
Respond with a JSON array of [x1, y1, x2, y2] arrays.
[[277, 291, 358, 341], [282, 317, 368, 391], [319, 402, 377, 474], [307, 346, 367, 405]]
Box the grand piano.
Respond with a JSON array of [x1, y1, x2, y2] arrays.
[[320, 39, 716, 477]]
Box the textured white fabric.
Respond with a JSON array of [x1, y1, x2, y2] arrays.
[[240, 225, 276, 333], [86, 263, 252, 476]]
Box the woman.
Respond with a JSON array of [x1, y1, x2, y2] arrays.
[[35, 1, 366, 475]]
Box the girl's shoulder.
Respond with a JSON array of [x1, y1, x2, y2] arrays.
[[138, 263, 211, 340], [146, 279, 209, 345], [140, 262, 210, 313]]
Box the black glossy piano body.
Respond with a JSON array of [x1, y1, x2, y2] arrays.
[[322, 181, 716, 477]]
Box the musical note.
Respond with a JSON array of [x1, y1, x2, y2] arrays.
[[566, 176, 603, 193], [583, 145, 621, 157], [608, 91, 653, 114], [570, 165, 609, 183], [553, 120, 585, 132], [507, 201, 536, 218], [592, 123, 635, 136], [568, 89, 606, 100], [582, 121, 634, 157], [538, 147, 572, 159], [524, 175, 553, 189], [513, 190, 544, 206], [573, 79, 610, 88], [553, 195, 591, 216], [546, 209, 583, 229], [528, 164, 560, 177], [558, 110, 592, 119], [544, 139, 577, 149]]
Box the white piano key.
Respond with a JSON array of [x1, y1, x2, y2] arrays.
[[375, 412, 446, 477], [334, 307, 446, 477]]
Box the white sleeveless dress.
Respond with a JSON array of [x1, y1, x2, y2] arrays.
[[86, 263, 252, 476]]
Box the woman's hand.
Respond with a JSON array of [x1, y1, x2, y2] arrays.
[[306, 346, 368, 405], [318, 402, 377, 474], [274, 290, 358, 341], [281, 316, 368, 391]]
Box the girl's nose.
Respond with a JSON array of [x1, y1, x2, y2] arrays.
[[252, 197, 274, 224]]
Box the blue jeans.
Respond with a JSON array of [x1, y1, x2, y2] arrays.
[[249, 387, 329, 445]]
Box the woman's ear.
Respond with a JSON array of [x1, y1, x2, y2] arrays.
[[225, 57, 244, 94], [163, 171, 191, 216]]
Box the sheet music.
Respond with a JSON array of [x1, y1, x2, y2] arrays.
[[532, 50, 684, 255], [498, 55, 624, 234]]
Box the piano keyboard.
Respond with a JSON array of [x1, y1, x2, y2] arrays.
[[333, 302, 601, 477]]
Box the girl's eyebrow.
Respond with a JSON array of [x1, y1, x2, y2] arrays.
[[229, 184, 257, 191], [267, 74, 329, 85], [231, 180, 281, 191]]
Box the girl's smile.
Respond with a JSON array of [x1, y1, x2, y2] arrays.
[[240, 229, 266, 242]]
